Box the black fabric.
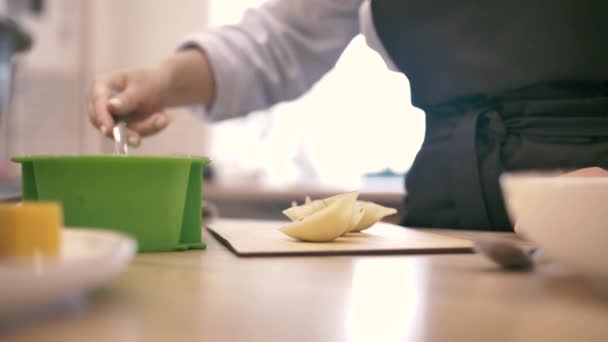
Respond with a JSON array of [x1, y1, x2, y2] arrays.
[[371, 0, 608, 107], [371, 0, 608, 230], [400, 83, 608, 231]]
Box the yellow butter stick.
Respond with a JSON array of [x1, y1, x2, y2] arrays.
[[0, 202, 63, 261]]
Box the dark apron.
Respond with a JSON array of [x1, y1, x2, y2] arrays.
[[371, 0, 608, 230]]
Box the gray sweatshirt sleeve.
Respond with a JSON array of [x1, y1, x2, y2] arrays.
[[180, 0, 363, 121]]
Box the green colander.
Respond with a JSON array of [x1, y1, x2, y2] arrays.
[[12, 155, 211, 252]]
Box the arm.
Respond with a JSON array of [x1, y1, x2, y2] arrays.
[[89, 0, 363, 144], [163, 49, 216, 108], [182, 0, 363, 120]]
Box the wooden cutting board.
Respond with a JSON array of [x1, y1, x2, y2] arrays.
[[207, 219, 474, 257]]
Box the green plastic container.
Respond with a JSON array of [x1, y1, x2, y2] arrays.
[[12, 155, 211, 252]]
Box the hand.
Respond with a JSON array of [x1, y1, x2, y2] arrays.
[[89, 50, 216, 146], [562, 167, 608, 177], [88, 66, 171, 147]]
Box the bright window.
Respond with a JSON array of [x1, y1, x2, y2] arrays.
[[207, 1, 425, 190]]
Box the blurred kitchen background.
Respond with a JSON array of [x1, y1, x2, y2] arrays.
[[0, 0, 425, 218]]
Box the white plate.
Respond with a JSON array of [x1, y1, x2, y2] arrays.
[[0, 228, 136, 320]]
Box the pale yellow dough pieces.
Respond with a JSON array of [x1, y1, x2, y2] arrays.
[[348, 201, 398, 233], [279, 192, 358, 242], [348, 204, 365, 232], [283, 193, 353, 222], [283, 199, 325, 222]]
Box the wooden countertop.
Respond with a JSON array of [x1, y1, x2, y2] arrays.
[[3, 219, 608, 342]]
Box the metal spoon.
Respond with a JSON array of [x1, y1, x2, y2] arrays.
[[112, 118, 128, 156], [109, 90, 128, 156], [474, 240, 541, 270]]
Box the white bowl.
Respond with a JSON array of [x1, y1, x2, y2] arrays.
[[0, 228, 136, 320], [500, 173, 608, 282]]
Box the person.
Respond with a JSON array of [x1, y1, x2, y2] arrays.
[[88, 0, 608, 231]]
